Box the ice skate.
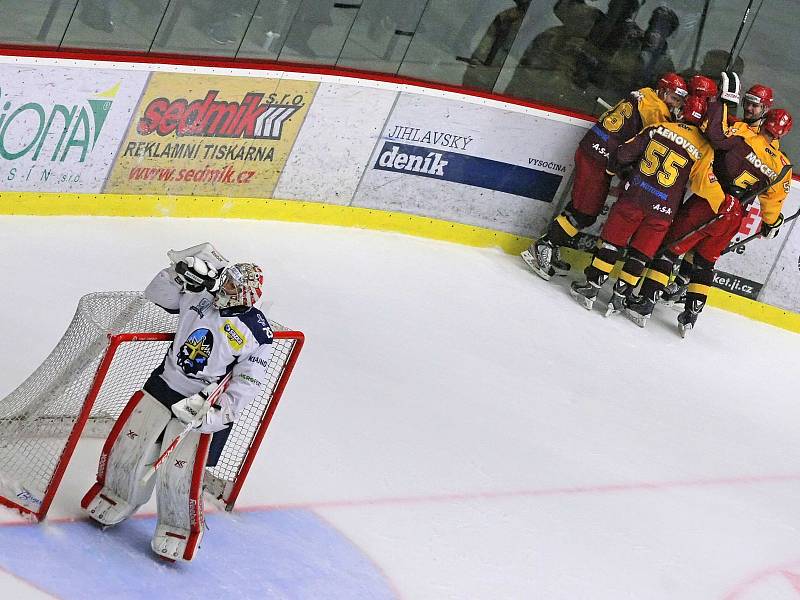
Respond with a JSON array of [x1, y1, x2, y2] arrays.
[[521, 239, 570, 281], [660, 280, 687, 306], [570, 280, 600, 310], [604, 281, 630, 317], [677, 299, 703, 338], [624, 295, 656, 328]]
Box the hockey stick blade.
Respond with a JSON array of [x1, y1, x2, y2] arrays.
[[140, 373, 232, 484]]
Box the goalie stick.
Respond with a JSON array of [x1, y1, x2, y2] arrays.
[[140, 373, 232, 484]]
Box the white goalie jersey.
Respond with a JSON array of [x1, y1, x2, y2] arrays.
[[144, 268, 274, 432]]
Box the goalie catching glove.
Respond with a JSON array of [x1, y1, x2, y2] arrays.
[[168, 242, 229, 293], [174, 256, 221, 293], [171, 382, 234, 434]]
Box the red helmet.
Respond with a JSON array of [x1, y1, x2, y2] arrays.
[[657, 72, 688, 98], [688, 75, 718, 99], [743, 84, 774, 109], [763, 109, 793, 138], [681, 95, 707, 125]]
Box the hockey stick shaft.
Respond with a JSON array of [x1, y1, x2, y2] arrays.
[[719, 163, 794, 255], [721, 206, 800, 255], [659, 163, 793, 256], [140, 373, 232, 484], [725, 0, 755, 72]]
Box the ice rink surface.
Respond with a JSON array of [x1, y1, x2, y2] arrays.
[[0, 215, 800, 599]]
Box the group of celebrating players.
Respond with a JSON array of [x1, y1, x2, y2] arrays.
[[521, 69, 793, 336]]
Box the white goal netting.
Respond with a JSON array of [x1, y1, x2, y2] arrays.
[[0, 292, 303, 520]]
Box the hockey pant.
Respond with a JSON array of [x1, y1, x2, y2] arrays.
[[151, 418, 212, 562], [81, 390, 172, 526]]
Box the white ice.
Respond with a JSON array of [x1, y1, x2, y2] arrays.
[[1, 214, 799, 600]]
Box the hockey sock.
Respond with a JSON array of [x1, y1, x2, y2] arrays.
[[685, 254, 714, 311], [546, 202, 596, 246], [640, 251, 676, 301], [618, 249, 649, 290], [585, 241, 620, 285]]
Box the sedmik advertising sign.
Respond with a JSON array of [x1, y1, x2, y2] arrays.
[[0, 65, 147, 193], [105, 72, 317, 198]]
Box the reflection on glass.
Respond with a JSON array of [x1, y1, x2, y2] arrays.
[[62, 0, 169, 51], [460, 0, 531, 91], [237, 0, 303, 61], [399, 0, 523, 88], [336, 0, 427, 74], [277, 0, 355, 65], [151, 0, 259, 57], [498, 1, 688, 115], [0, 0, 77, 46]]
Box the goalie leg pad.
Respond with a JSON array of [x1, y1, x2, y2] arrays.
[[151, 419, 212, 562], [81, 390, 171, 526]]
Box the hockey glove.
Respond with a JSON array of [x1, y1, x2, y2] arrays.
[[719, 71, 741, 111], [171, 383, 217, 426], [760, 213, 784, 239], [174, 256, 221, 293]]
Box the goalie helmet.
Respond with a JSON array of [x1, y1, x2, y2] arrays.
[[214, 263, 264, 309]]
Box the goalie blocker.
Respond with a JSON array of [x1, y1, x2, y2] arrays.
[[82, 243, 275, 562]]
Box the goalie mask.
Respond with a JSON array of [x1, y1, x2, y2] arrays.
[[214, 263, 264, 310]]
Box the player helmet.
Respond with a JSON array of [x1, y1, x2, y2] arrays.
[[743, 84, 774, 109], [680, 95, 707, 125], [762, 109, 793, 139], [657, 72, 688, 99], [688, 75, 718, 99], [214, 263, 264, 309]]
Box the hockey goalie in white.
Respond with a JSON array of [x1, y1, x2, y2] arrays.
[[81, 242, 274, 562]]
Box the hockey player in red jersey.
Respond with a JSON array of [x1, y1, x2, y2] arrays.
[[569, 95, 721, 314], [521, 72, 688, 280], [627, 103, 793, 335], [82, 243, 273, 561]]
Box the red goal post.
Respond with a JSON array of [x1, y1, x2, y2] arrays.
[[0, 292, 303, 521]]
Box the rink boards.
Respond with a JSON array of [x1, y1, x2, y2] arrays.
[[0, 54, 798, 328]]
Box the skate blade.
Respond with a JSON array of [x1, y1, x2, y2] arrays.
[[678, 322, 692, 338], [570, 288, 594, 310], [604, 299, 624, 317], [623, 309, 649, 328], [520, 250, 552, 281]]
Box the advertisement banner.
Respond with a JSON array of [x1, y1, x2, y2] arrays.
[[752, 185, 800, 311], [713, 190, 800, 299], [105, 73, 317, 197], [352, 94, 586, 236], [0, 65, 148, 193], [273, 82, 397, 205]]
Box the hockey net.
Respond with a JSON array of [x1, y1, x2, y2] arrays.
[[0, 291, 303, 521]]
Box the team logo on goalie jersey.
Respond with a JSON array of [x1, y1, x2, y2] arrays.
[[177, 328, 213, 375]]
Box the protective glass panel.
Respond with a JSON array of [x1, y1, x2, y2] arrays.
[[151, 0, 260, 57], [336, 0, 427, 74], [60, 0, 170, 51], [276, 0, 358, 65], [398, 0, 532, 91]]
